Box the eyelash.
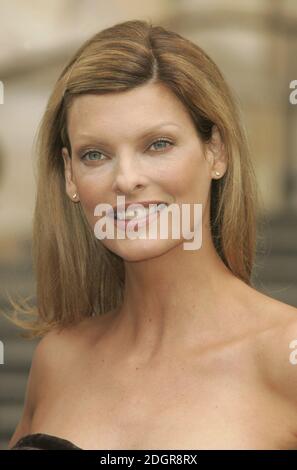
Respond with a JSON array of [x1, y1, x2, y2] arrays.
[[80, 138, 174, 162]]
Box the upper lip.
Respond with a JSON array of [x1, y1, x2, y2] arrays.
[[108, 200, 169, 216]]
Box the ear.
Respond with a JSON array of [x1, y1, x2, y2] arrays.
[[61, 147, 79, 202], [204, 125, 228, 178]]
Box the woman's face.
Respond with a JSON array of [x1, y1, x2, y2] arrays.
[[62, 82, 226, 261]]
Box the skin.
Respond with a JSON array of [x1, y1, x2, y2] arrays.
[[8, 82, 297, 450], [62, 81, 232, 360]]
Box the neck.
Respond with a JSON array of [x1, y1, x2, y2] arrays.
[[109, 224, 246, 365]]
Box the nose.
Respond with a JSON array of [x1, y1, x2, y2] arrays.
[[111, 153, 147, 195]]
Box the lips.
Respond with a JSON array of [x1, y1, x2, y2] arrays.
[[113, 203, 168, 230], [107, 201, 169, 219]]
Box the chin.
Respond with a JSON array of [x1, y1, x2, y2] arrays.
[[102, 237, 181, 262]]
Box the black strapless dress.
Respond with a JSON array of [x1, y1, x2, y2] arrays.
[[10, 433, 82, 450]]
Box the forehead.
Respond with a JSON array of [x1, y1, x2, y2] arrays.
[[66, 82, 192, 138]]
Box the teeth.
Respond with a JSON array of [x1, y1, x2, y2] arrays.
[[157, 203, 167, 211], [116, 203, 167, 220]]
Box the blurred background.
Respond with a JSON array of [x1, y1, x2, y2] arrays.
[[0, 0, 296, 450]]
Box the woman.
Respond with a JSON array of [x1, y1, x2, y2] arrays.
[[7, 19, 297, 450]]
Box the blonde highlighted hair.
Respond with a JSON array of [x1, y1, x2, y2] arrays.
[[3, 19, 261, 339]]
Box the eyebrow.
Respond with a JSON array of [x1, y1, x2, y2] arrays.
[[73, 121, 180, 145]]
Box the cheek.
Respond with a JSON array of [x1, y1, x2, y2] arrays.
[[165, 151, 210, 201], [74, 171, 111, 222]]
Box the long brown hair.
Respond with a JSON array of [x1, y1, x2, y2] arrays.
[[3, 19, 261, 339]]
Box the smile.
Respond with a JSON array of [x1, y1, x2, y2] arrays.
[[112, 203, 168, 230], [115, 203, 168, 221]]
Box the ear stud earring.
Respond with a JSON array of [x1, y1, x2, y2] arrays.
[[72, 193, 77, 199], [215, 171, 220, 176]]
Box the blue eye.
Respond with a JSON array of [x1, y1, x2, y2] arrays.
[[80, 138, 173, 162], [81, 150, 105, 161], [149, 138, 172, 152]]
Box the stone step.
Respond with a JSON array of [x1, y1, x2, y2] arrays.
[[252, 253, 297, 283], [256, 211, 297, 254], [262, 211, 297, 229], [0, 338, 36, 372], [0, 438, 10, 450], [0, 371, 28, 404], [258, 233, 296, 255], [0, 300, 37, 340], [0, 403, 22, 437], [257, 229, 297, 255], [254, 280, 297, 307]]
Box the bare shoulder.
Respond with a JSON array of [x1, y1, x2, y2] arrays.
[[250, 295, 297, 447], [7, 311, 114, 449], [33, 309, 117, 369], [235, 280, 297, 397], [31, 310, 117, 368], [266, 301, 297, 400], [251, 291, 297, 407], [7, 325, 72, 448]]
